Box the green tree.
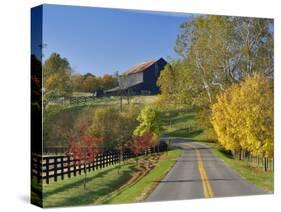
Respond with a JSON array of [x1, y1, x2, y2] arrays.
[[157, 63, 177, 104], [134, 106, 161, 137]]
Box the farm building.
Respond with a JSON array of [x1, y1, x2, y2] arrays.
[[105, 58, 168, 96]]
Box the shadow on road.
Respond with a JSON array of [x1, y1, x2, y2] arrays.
[[153, 178, 238, 183]]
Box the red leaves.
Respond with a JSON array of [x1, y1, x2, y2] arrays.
[[67, 122, 103, 163], [67, 143, 83, 160], [130, 131, 153, 155], [79, 122, 87, 134]]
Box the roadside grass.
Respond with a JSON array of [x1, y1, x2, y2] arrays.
[[97, 148, 183, 204], [159, 107, 273, 192], [206, 143, 273, 192]]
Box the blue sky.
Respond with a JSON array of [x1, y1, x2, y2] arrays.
[[41, 4, 190, 76]]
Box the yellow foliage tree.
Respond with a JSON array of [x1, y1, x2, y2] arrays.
[[211, 74, 273, 158]]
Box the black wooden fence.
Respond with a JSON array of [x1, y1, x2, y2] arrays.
[[32, 144, 167, 184]]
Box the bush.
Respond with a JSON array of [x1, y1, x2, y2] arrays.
[[90, 106, 140, 150]]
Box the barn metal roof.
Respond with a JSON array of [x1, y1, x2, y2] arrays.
[[124, 58, 160, 75]]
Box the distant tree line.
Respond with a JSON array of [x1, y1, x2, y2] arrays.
[[71, 72, 118, 93], [42, 53, 118, 107]]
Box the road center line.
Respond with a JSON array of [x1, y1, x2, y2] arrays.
[[185, 143, 214, 198]]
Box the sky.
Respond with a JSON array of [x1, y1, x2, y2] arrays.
[[39, 4, 190, 76]]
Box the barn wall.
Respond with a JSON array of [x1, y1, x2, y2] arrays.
[[142, 58, 167, 94]]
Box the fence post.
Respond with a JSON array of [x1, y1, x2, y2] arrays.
[[92, 158, 95, 171], [67, 156, 71, 178], [74, 157, 77, 176], [106, 152, 109, 167], [99, 154, 102, 169], [46, 158, 49, 184], [54, 157, 57, 182], [60, 156, 64, 180], [111, 151, 114, 165], [37, 156, 41, 183], [102, 153, 105, 168]]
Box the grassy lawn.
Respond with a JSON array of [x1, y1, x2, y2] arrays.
[[32, 163, 136, 207], [96, 148, 183, 204], [159, 108, 208, 141], [32, 164, 134, 207], [50, 95, 159, 110]]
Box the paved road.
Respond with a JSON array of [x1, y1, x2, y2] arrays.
[[146, 140, 267, 202]]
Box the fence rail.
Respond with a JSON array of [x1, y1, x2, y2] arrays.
[[49, 96, 95, 105], [68, 96, 95, 105], [32, 144, 167, 184]]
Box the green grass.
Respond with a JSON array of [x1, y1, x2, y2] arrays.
[[72, 92, 93, 97], [97, 149, 183, 204], [32, 163, 136, 208], [209, 144, 274, 192], [159, 108, 207, 140]]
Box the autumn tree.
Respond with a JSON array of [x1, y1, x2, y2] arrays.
[[101, 74, 117, 90], [43, 53, 73, 107], [67, 122, 103, 189], [130, 132, 154, 165], [71, 72, 117, 93], [82, 73, 101, 93], [211, 74, 273, 159], [90, 106, 139, 152], [71, 73, 84, 92]]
